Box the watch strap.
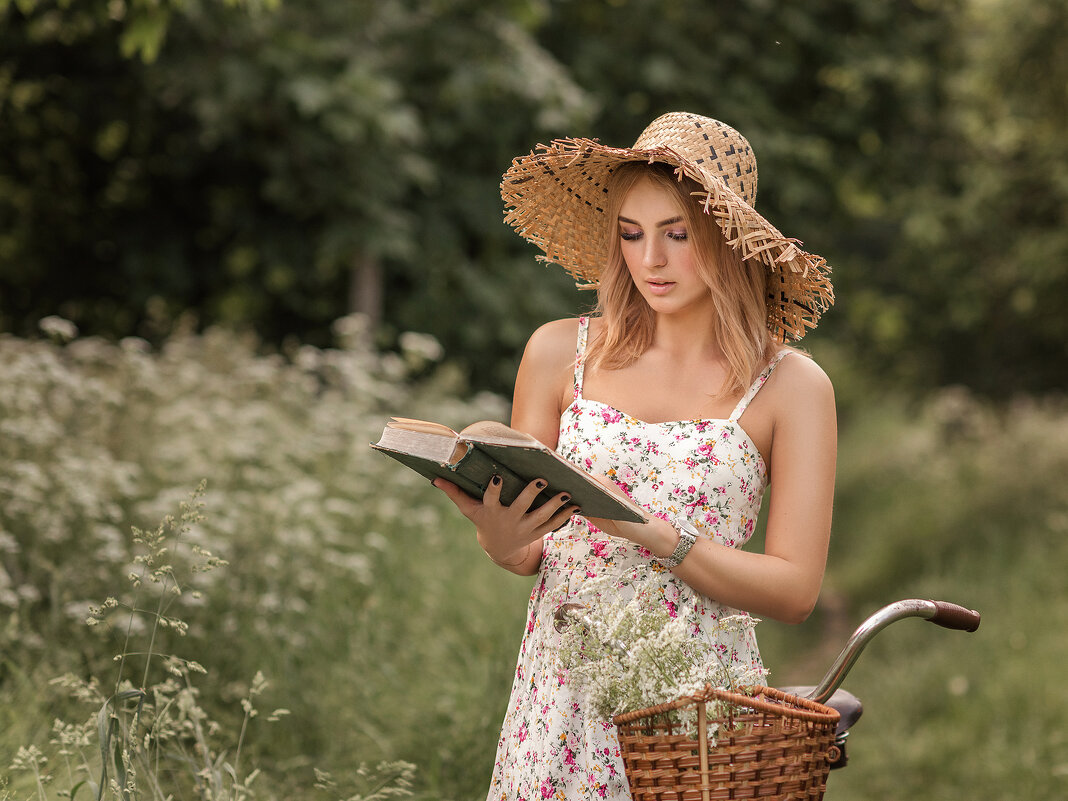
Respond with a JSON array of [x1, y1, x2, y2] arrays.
[[660, 517, 699, 569]]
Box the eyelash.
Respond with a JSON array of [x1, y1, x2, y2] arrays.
[[620, 230, 688, 242]]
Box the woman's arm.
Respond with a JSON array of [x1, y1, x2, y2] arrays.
[[432, 319, 579, 576], [587, 354, 837, 624]]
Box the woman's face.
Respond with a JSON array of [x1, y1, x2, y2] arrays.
[[617, 177, 712, 318]]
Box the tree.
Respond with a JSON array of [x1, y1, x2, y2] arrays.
[[2, 0, 1065, 396], [883, 0, 1068, 394], [0, 0, 591, 390]]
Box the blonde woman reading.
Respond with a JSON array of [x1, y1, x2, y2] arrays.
[[433, 112, 837, 801]]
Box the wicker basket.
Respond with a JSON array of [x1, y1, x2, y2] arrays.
[[612, 685, 841, 801]]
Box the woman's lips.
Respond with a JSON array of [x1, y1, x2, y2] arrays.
[[646, 280, 675, 295]]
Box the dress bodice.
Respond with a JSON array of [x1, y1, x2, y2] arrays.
[[552, 315, 786, 558]]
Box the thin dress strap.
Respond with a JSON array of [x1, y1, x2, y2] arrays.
[[728, 350, 791, 421], [573, 316, 590, 400]]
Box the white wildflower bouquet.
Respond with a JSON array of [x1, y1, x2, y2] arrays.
[[553, 573, 768, 731]]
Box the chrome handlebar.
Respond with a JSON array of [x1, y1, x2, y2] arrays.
[[802, 599, 980, 703]]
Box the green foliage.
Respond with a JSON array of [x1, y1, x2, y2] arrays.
[[313, 763, 415, 801], [537, 0, 1068, 394], [828, 387, 1068, 604], [2, 0, 1064, 395], [0, 0, 592, 392], [38, 486, 274, 801], [881, 0, 1068, 394], [758, 380, 1068, 800]]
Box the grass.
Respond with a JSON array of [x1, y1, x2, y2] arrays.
[[1, 322, 1065, 800], [757, 383, 1068, 801]]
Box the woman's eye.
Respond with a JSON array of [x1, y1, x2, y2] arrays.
[[667, 230, 688, 242], [620, 230, 642, 241]]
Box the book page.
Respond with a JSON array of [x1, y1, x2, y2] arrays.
[[375, 423, 469, 464], [386, 417, 460, 437], [460, 420, 543, 448]]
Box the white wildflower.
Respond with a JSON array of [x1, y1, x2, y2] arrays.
[[331, 313, 370, 349], [38, 315, 78, 342], [365, 531, 388, 551], [0, 563, 17, 609], [119, 336, 150, 353], [399, 330, 445, 366], [554, 574, 766, 725]]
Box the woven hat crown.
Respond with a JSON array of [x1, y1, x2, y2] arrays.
[[633, 112, 758, 207]]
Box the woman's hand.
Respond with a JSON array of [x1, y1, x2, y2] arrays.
[[582, 475, 678, 560], [586, 512, 679, 560], [432, 475, 580, 573]]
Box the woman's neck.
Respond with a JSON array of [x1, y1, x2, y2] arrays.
[[648, 311, 724, 366]]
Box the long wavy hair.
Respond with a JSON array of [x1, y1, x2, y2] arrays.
[[585, 161, 775, 398]]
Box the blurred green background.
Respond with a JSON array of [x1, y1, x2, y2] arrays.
[[0, 1, 1065, 799]]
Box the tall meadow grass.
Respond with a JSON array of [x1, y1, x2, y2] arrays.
[[2, 321, 1064, 799], [759, 355, 1068, 800], [1, 316, 513, 799]]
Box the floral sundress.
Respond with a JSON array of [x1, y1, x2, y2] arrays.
[[487, 316, 788, 801]]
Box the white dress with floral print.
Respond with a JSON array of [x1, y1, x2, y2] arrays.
[[487, 316, 788, 801]]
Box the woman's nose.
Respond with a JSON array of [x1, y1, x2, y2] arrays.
[[642, 238, 666, 269]]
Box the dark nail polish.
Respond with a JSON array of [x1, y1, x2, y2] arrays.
[[491, 475, 502, 486], [535, 480, 547, 489], [560, 495, 571, 504]]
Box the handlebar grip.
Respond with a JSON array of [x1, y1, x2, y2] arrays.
[[928, 601, 981, 632]]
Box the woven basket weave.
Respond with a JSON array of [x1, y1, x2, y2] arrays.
[[612, 685, 840, 801]]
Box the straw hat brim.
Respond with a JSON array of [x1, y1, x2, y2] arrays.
[[501, 137, 834, 342]]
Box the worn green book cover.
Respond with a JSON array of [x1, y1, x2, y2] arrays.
[[371, 418, 647, 523]]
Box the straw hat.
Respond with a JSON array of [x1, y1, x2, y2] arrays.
[[501, 112, 834, 342]]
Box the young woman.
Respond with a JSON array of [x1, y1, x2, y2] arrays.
[[433, 112, 837, 800]]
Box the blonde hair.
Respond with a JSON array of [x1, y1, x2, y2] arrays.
[[586, 162, 775, 398]]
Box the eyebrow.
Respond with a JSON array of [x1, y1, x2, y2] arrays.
[[618, 215, 684, 228]]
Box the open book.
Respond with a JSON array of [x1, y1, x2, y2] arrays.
[[371, 417, 647, 523]]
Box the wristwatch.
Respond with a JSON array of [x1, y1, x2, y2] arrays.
[[660, 517, 699, 569]]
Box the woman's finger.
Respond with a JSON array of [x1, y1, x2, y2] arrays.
[[529, 491, 573, 527], [544, 504, 581, 534], [513, 477, 549, 513], [483, 474, 504, 507], [432, 478, 482, 518], [585, 513, 656, 545]]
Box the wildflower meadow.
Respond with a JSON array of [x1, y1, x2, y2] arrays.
[[2, 319, 1066, 800]]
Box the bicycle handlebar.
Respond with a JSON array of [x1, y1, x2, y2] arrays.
[[929, 600, 982, 631], [803, 599, 980, 703]]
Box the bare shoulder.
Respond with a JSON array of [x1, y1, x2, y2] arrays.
[[767, 349, 836, 426], [776, 350, 834, 396], [511, 318, 582, 440], [520, 318, 580, 375]]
